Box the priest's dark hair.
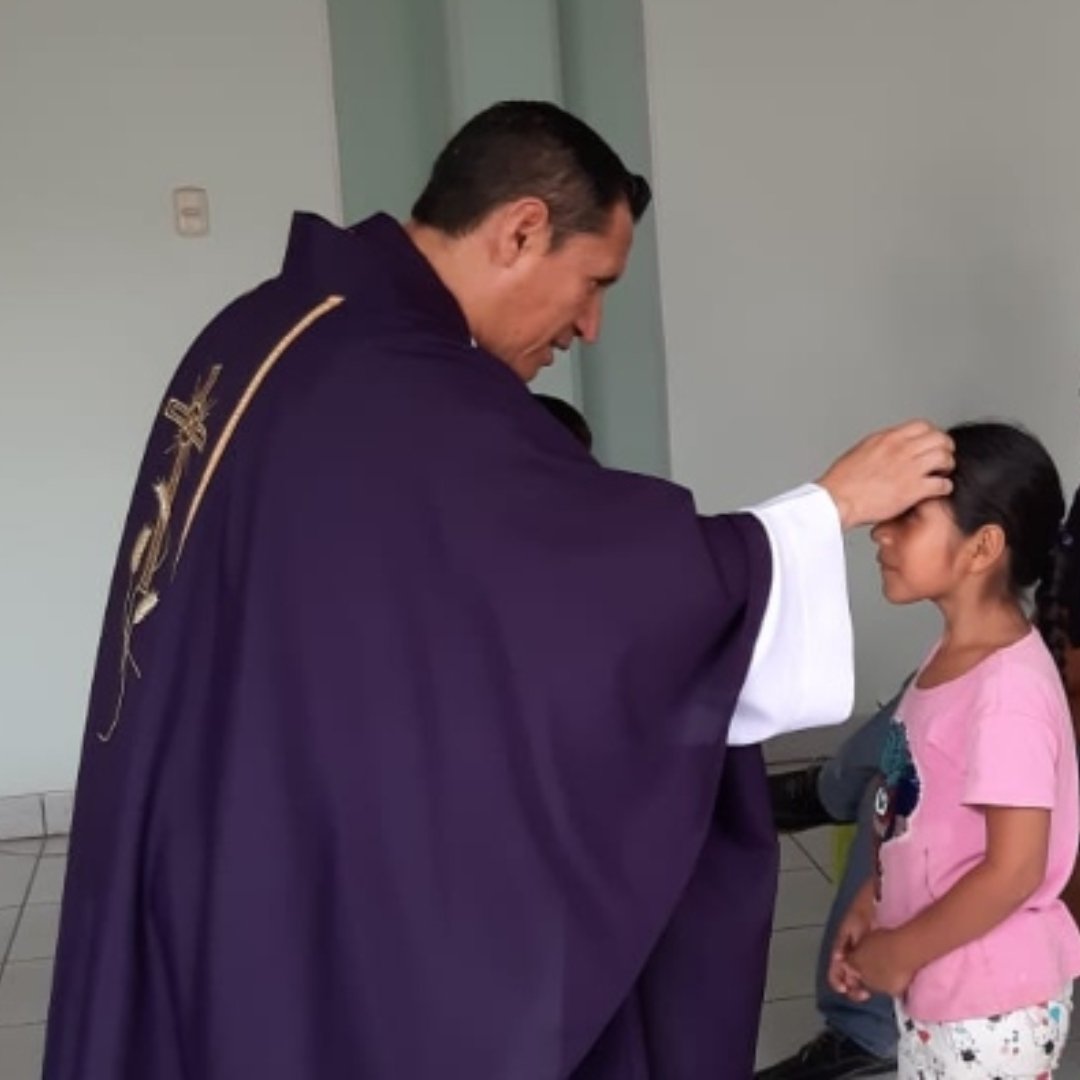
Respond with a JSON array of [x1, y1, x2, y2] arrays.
[[411, 100, 652, 247]]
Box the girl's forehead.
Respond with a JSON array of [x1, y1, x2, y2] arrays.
[[915, 496, 959, 527]]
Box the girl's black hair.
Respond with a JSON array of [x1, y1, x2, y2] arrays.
[[946, 422, 1070, 670]]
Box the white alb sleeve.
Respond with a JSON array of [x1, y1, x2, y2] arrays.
[[727, 483, 854, 746]]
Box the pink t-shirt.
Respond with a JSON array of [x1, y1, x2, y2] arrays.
[[873, 629, 1080, 1023]]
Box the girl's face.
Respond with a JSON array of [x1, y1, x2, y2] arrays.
[[870, 498, 972, 605]]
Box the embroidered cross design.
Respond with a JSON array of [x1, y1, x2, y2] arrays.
[[98, 363, 222, 742]]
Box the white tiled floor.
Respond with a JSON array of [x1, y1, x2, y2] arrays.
[[0, 839, 61, 1080], [3, 832, 1079, 1079]]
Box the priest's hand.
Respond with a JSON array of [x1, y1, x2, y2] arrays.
[[818, 420, 954, 530]]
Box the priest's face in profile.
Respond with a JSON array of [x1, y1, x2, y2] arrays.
[[491, 198, 634, 381]]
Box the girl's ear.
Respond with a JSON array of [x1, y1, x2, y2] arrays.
[[968, 523, 1008, 575]]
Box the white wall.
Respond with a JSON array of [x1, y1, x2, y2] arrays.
[[642, 1, 1080, 711], [0, 0, 342, 796]]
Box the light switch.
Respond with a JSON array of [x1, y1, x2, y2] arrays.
[[173, 186, 210, 237]]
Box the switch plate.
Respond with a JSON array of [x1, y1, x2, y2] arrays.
[[173, 186, 209, 237]]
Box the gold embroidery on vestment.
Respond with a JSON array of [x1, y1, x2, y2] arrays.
[[177, 295, 344, 560], [99, 294, 345, 742], [99, 364, 222, 741]]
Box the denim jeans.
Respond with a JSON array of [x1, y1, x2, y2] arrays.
[[811, 684, 909, 1060]]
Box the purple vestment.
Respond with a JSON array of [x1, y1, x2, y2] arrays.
[[45, 214, 777, 1079]]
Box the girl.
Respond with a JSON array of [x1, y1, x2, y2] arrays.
[[829, 422, 1080, 1078]]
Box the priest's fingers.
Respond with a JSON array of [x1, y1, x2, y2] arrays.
[[817, 420, 954, 530]]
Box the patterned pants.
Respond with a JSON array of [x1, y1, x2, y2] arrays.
[[895, 986, 1073, 1078]]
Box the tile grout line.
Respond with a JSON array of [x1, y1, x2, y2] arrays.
[[0, 904, 23, 986], [0, 849, 44, 976], [788, 834, 834, 885], [768, 924, 828, 939]]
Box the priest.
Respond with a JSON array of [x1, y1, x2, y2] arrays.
[[45, 100, 953, 1079]]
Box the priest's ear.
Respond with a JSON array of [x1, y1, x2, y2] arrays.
[[490, 198, 552, 267]]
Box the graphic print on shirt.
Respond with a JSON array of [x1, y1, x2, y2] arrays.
[[871, 717, 922, 899]]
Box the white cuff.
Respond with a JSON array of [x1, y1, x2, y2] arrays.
[[727, 484, 854, 746]]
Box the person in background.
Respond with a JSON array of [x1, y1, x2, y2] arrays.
[[758, 688, 907, 1079], [534, 392, 593, 451]]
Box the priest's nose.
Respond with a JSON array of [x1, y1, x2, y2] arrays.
[[575, 299, 602, 344]]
